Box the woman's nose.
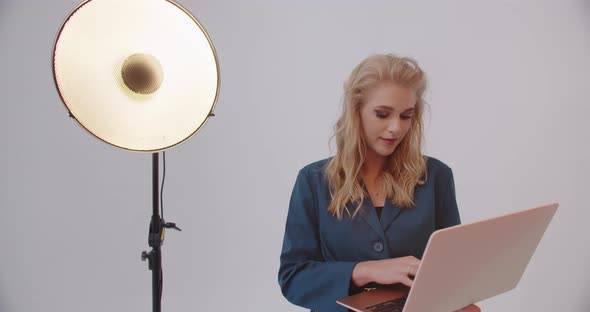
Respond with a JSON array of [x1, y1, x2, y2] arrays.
[[387, 119, 401, 134]]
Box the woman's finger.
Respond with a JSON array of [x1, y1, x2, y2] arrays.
[[398, 275, 414, 288], [455, 304, 481, 312], [407, 264, 416, 276]]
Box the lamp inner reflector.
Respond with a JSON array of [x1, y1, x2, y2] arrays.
[[121, 53, 164, 95]]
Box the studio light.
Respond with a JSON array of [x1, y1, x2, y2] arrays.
[[52, 0, 219, 310]]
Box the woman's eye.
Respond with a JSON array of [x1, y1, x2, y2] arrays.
[[376, 111, 389, 118], [401, 115, 413, 120]]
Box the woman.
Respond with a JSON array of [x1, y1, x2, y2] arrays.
[[278, 54, 480, 312]]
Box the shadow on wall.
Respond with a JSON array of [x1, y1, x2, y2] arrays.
[[0, 290, 8, 312], [582, 276, 590, 311], [581, 0, 590, 27]]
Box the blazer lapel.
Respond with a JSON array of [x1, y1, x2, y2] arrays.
[[380, 199, 403, 231], [358, 181, 386, 240], [358, 197, 385, 240]]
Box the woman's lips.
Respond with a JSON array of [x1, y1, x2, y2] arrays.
[[381, 138, 398, 145]]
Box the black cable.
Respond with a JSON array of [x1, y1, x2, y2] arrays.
[[159, 151, 166, 303], [160, 151, 166, 220], [160, 269, 164, 303]]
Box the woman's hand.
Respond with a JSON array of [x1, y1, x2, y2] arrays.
[[352, 258, 480, 311], [352, 256, 421, 287]]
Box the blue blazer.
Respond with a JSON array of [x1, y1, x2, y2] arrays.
[[278, 157, 461, 312]]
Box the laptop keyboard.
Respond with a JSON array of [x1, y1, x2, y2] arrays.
[[366, 296, 408, 312]]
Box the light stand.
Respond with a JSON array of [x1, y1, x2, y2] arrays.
[[141, 153, 181, 312], [52, 1, 220, 311]]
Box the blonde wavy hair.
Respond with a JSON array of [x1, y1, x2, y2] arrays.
[[326, 54, 428, 219]]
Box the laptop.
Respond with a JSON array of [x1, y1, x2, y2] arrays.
[[337, 202, 559, 312]]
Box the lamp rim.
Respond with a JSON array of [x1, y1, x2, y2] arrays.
[[52, 0, 221, 153]]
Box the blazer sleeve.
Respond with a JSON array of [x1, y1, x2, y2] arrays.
[[435, 165, 461, 229], [278, 169, 359, 311]]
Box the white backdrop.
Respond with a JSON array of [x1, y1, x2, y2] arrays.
[[0, 0, 588, 311]]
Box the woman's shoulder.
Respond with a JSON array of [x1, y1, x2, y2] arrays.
[[299, 157, 332, 175], [291, 158, 332, 192], [424, 155, 453, 175]]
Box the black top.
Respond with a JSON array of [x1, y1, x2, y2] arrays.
[[375, 206, 384, 219]]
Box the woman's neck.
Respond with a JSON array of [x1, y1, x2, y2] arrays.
[[362, 152, 387, 182]]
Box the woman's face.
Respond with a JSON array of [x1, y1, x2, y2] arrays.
[[359, 82, 417, 162]]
